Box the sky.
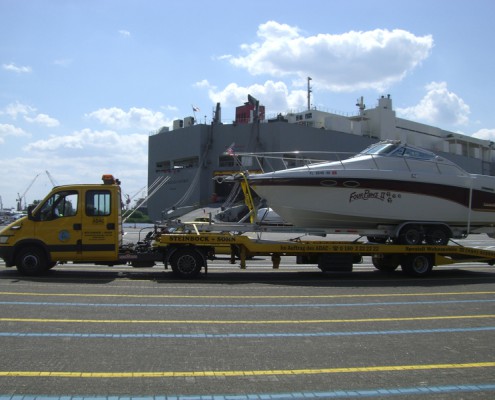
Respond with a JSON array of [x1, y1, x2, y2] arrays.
[[1, 0, 495, 209]]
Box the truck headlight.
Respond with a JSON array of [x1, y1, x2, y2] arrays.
[[0, 236, 9, 244]]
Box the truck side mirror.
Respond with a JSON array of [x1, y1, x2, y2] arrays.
[[27, 204, 36, 221]]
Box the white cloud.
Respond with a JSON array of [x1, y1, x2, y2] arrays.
[[24, 128, 147, 154], [228, 22, 433, 92], [0, 151, 148, 209], [2, 102, 35, 119], [193, 79, 211, 89], [397, 82, 470, 126], [2, 63, 32, 74], [27, 129, 147, 200], [201, 79, 310, 113], [87, 107, 169, 130], [1, 102, 59, 127], [119, 29, 131, 37], [161, 105, 179, 112], [24, 113, 60, 127], [472, 128, 495, 142], [0, 123, 29, 144], [53, 58, 73, 67]]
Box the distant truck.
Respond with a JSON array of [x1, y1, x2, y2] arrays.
[[1, 175, 495, 278]]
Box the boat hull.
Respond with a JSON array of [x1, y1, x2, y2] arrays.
[[250, 174, 495, 230]]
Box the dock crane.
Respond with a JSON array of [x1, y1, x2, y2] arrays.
[[45, 170, 58, 187], [17, 173, 41, 211]]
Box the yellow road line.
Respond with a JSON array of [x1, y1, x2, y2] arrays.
[[1, 314, 494, 324], [1, 291, 495, 299], [1, 362, 494, 378]]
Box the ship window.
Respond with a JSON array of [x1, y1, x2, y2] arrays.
[[156, 160, 172, 173], [305, 113, 312, 119], [219, 155, 235, 167], [219, 155, 253, 168], [173, 157, 199, 168]]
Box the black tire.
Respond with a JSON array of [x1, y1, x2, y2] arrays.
[[170, 248, 203, 279], [398, 225, 423, 245], [46, 262, 57, 270], [425, 227, 450, 245], [15, 246, 48, 275], [372, 254, 400, 272], [401, 254, 433, 277]]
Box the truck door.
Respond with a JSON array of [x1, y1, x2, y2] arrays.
[[81, 188, 120, 261], [33, 189, 84, 262]]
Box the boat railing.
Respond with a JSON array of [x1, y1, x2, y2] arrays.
[[232, 151, 468, 175], [233, 151, 355, 173]]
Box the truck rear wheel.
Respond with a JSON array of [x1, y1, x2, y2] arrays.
[[170, 249, 204, 279], [16, 246, 48, 275], [401, 254, 433, 277]]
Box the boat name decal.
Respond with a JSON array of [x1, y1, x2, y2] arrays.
[[349, 190, 401, 203]]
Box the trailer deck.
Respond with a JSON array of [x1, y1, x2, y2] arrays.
[[156, 226, 495, 278]]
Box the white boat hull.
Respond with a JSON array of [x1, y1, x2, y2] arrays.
[[253, 186, 491, 229], [250, 172, 495, 230]]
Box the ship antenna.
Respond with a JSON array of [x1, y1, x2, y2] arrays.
[[307, 76, 312, 110]]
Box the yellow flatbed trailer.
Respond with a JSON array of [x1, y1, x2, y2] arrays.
[[156, 231, 495, 278]]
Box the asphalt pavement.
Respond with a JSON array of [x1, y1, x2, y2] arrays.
[[0, 233, 495, 399]]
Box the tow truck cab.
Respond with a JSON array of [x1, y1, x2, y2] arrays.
[[0, 175, 122, 274]]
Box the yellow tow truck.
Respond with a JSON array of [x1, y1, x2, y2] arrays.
[[1, 175, 495, 278]]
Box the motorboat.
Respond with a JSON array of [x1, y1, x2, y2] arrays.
[[246, 141, 495, 243]]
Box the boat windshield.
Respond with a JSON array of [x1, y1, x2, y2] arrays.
[[358, 142, 436, 160], [359, 143, 399, 156]]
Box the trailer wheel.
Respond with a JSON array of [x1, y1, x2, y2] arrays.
[[425, 227, 450, 245], [372, 254, 400, 272], [401, 254, 433, 277], [15, 246, 48, 275], [398, 225, 423, 245], [170, 249, 203, 279]]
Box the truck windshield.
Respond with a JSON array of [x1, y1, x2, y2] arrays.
[[37, 191, 78, 221]]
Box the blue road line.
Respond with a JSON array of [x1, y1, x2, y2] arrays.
[[1, 299, 495, 308], [1, 383, 495, 399], [1, 326, 494, 339]]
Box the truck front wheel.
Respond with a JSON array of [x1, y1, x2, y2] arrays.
[[16, 246, 48, 275], [170, 249, 204, 279]]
